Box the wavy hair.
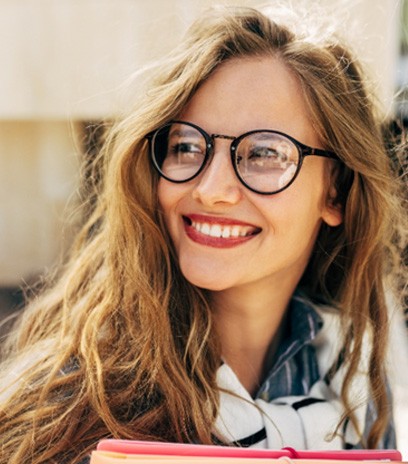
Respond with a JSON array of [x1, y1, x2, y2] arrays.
[[0, 5, 406, 462]]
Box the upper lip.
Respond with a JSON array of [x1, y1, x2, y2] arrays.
[[183, 214, 261, 229]]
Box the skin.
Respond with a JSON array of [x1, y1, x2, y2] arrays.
[[158, 56, 342, 394]]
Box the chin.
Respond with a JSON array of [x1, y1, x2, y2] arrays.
[[185, 277, 230, 292], [176, 255, 232, 291], [180, 268, 232, 292]]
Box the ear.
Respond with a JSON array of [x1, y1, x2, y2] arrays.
[[322, 185, 343, 227], [322, 202, 343, 227]]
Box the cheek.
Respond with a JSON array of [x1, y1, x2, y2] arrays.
[[255, 170, 327, 237], [157, 180, 186, 241], [158, 182, 174, 232], [157, 180, 180, 216], [157, 179, 169, 211]]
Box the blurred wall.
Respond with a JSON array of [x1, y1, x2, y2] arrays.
[[0, 0, 404, 286]]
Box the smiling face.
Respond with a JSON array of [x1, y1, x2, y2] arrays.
[[158, 56, 342, 295]]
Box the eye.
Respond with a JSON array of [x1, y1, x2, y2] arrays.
[[247, 146, 289, 166], [168, 141, 205, 162]]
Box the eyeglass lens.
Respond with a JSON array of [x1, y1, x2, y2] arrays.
[[151, 122, 300, 193]]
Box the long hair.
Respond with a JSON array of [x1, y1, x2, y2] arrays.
[[0, 6, 406, 462]]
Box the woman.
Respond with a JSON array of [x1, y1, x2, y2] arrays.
[[0, 5, 406, 463]]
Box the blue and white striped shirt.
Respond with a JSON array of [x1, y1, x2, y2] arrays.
[[78, 296, 396, 463], [250, 296, 396, 449]]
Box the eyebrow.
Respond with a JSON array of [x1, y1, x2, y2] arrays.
[[251, 132, 287, 141], [169, 128, 200, 138]]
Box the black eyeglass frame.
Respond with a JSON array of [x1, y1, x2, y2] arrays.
[[146, 120, 339, 195]]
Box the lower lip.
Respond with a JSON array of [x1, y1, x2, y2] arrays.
[[184, 222, 257, 248]]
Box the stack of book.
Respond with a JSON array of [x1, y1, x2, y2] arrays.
[[89, 440, 403, 464]]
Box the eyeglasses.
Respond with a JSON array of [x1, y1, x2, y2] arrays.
[[146, 121, 339, 195]]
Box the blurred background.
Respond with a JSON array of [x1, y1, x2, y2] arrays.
[[0, 0, 407, 451], [0, 0, 408, 456], [0, 0, 407, 315]]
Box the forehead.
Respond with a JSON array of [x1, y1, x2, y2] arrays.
[[178, 56, 317, 145]]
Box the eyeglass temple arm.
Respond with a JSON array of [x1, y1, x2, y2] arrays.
[[307, 147, 339, 160]]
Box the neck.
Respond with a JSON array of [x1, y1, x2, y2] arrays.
[[211, 279, 296, 396]]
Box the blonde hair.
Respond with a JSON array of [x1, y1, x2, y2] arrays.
[[0, 5, 406, 462]]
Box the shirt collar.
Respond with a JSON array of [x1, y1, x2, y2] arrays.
[[261, 293, 323, 384]]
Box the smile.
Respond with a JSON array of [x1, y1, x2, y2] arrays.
[[190, 221, 255, 238], [183, 215, 261, 248]]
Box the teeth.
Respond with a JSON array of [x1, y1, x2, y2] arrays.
[[210, 225, 222, 237], [201, 223, 210, 235], [231, 226, 240, 237], [190, 221, 254, 238]]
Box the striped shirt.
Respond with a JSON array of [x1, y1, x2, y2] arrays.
[[247, 296, 396, 448], [77, 295, 396, 462]]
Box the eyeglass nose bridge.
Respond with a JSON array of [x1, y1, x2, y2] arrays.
[[209, 133, 237, 160], [202, 133, 239, 178], [203, 133, 237, 164], [211, 133, 236, 141]]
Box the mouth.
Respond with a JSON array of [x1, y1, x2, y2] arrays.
[[182, 214, 261, 247]]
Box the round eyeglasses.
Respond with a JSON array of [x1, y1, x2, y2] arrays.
[[146, 121, 339, 195]]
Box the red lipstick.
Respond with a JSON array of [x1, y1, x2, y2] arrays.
[[182, 214, 261, 248]]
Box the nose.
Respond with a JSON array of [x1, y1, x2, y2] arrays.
[[191, 139, 243, 207]]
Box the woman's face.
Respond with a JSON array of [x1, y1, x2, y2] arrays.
[[158, 56, 342, 293]]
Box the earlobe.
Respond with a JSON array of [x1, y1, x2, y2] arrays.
[[322, 202, 343, 227], [322, 174, 343, 227]]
